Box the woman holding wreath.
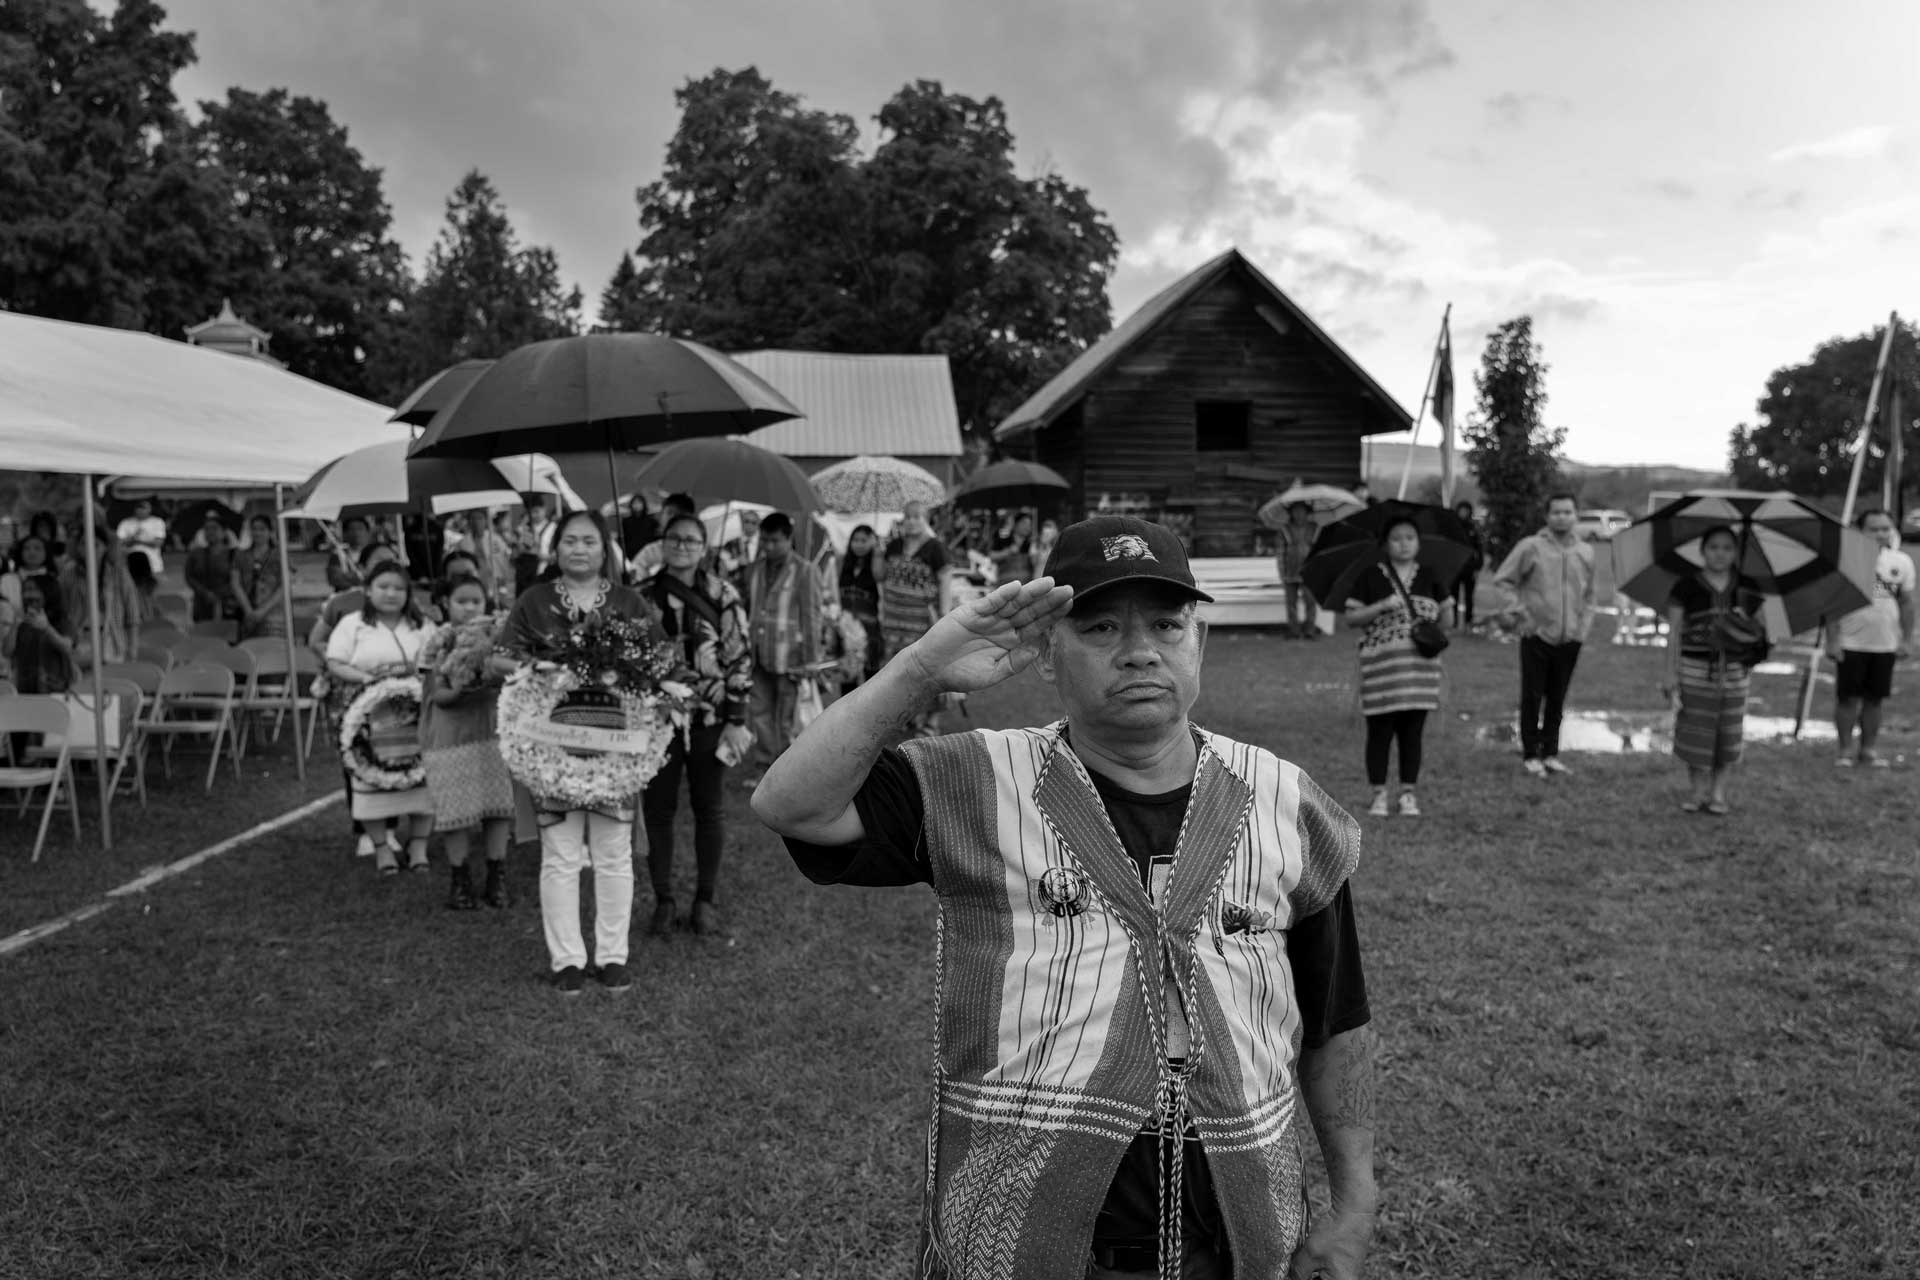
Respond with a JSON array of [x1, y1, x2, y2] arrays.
[[327, 559, 438, 873], [1663, 525, 1768, 815], [497, 509, 674, 996], [1342, 514, 1451, 819]]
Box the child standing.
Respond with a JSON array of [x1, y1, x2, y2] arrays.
[[418, 576, 514, 909]]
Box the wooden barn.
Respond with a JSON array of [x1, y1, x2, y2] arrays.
[[993, 248, 1412, 556]]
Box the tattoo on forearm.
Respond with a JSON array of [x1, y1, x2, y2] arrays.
[[1303, 1026, 1376, 1134]]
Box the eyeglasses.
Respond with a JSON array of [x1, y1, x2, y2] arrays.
[[663, 536, 706, 549]]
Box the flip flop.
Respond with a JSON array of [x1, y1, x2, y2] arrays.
[[1679, 800, 1703, 813]]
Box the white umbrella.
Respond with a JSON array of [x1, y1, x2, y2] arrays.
[[811, 455, 946, 514], [281, 441, 579, 521]]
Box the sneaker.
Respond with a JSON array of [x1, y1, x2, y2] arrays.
[[690, 900, 730, 938], [553, 966, 586, 996], [1834, 755, 1856, 769], [1366, 790, 1390, 818], [446, 866, 478, 911], [597, 962, 632, 992], [1522, 758, 1548, 778], [1541, 757, 1572, 776], [1397, 791, 1421, 817], [649, 897, 679, 936], [481, 862, 508, 909], [1862, 751, 1891, 769]]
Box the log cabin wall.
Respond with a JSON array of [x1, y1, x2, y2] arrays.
[[1019, 268, 1376, 556]]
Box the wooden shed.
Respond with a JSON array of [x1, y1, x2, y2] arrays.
[[993, 248, 1411, 556]]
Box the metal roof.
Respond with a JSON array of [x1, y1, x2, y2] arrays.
[[993, 248, 1414, 441], [731, 350, 963, 459]]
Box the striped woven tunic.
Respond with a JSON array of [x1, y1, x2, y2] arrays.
[[891, 723, 1360, 1279], [1346, 562, 1445, 716]]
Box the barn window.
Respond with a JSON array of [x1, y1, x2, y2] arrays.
[[1195, 400, 1252, 452]]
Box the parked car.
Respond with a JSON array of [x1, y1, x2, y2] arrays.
[[1575, 508, 1632, 541]]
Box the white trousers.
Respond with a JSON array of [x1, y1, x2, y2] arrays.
[[539, 810, 635, 971]]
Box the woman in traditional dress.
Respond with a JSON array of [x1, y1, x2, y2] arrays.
[[878, 501, 952, 736], [635, 514, 755, 938], [326, 560, 437, 873], [989, 511, 1036, 583], [232, 514, 288, 640], [63, 522, 146, 668], [418, 575, 513, 910], [1663, 525, 1768, 815], [836, 523, 884, 694], [1342, 514, 1450, 818], [496, 509, 663, 995]]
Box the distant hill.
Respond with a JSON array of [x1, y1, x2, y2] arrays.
[[1360, 441, 1727, 514]]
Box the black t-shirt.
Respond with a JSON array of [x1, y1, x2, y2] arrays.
[[784, 746, 1371, 1249]]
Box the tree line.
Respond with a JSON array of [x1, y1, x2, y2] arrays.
[[0, 3, 1119, 430]]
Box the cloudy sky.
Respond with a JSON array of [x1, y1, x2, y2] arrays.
[[148, 0, 1918, 470]]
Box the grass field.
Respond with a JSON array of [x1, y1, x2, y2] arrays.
[[3, 619, 1917, 1278]]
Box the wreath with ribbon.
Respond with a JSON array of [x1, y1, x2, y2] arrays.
[[497, 666, 680, 810], [339, 676, 426, 792]]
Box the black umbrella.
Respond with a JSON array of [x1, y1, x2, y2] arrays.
[[389, 359, 494, 427], [1301, 499, 1477, 605], [407, 334, 802, 460], [170, 499, 245, 547], [950, 459, 1071, 509]]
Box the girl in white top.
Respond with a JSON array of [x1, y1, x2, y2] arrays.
[[327, 560, 438, 872]]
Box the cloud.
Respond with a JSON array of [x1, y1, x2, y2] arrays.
[[1768, 125, 1893, 164], [1643, 178, 1697, 201], [1484, 90, 1572, 129]]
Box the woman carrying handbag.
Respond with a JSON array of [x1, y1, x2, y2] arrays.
[[1342, 515, 1452, 818]]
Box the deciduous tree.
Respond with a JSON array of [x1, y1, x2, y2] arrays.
[[1728, 320, 1920, 503]]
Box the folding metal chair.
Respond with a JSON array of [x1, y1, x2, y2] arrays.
[[28, 678, 147, 809], [239, 640, 322, 758], [189, 618, 237, 640], [142, 663, 240, 791], [0, 695, 81, 861], [153, 595, 191, 621]]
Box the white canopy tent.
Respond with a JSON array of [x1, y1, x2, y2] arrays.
[[1, 310, 410, 846]]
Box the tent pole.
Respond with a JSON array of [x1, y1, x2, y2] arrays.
[[81, 481, 112, 849], [275, 485, 305, 783]]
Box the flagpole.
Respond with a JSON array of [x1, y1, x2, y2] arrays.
[[1796, 311, 1898, 737], [1398, 304, 1452, 501]]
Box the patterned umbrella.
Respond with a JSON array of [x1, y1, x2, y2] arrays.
[[1256, 483, 1364, 529], [810, 455, 946, 514], [1299, 499, 1476, 604], [1611, 489, 1876, 636]]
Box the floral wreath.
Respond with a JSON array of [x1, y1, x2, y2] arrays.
[[497, 667, 679, 810], [339, 676, 426, 792]]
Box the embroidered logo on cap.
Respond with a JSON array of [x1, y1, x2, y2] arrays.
[[1101, 534, 1156, 563]]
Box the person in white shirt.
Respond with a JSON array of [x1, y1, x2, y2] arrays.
[[115, 499, 168, 578], [1829, 508, 1915, 767]]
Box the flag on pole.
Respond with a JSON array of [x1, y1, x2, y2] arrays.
[[1434, 315, 1457, 507]]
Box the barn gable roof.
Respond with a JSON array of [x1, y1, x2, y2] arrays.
[[992, 248, 1414, 441]]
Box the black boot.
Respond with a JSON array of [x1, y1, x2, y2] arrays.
[[480, 860, 507, 909], [447, 864, 478, 911]]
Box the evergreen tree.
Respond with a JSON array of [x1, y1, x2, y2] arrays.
[[1465, 317, 1566, 562]]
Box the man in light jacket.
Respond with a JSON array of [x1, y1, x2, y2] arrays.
[[1494, 492, 1597, 777]]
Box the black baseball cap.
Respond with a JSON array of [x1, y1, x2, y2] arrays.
[[1044, 516, 1213, 605]]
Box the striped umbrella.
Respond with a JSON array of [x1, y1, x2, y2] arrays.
[[1611, 490, 1877, 637], [810, 455, 946, 514]]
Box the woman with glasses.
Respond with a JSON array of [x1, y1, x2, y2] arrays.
[[634, 515, 755, 937]]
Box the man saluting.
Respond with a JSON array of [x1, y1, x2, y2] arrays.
[[753, 516, 1378, 1280]]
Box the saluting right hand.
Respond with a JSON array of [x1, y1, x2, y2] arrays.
[[901, 577, 1075, 695]]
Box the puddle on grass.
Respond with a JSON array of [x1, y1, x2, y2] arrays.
[[1474, 709, 1838, 754]]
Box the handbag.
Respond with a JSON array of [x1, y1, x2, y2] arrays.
[[1383, 564, 1450, 658], [1712, 607, 1770, 666], [790, 676, 826, 737]]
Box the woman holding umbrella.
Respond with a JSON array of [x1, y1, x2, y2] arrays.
[[1341, 514, 1453, 817], [1661, 526, 1769, 815]]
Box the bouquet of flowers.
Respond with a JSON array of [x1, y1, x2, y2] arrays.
[[421, 615, 503, 693]]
